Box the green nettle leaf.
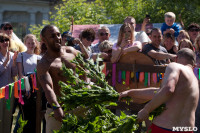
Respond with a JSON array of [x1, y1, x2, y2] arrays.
[[17, 115, 28, 133], [53, 54, 141, 132], [52, 53, 165, 132]]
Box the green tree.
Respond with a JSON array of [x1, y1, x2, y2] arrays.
[[29, 0, 200, 38]]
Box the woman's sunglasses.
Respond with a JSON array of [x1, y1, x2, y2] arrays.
[[0, 38, 9, 43], [3, 27, 13, 31]]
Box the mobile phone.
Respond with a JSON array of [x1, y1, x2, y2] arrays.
[[146, 14, 151, 19]]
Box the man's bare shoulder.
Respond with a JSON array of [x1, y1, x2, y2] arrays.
[[62, 46, 80, 55], [37, 55, 50, 74], [166, 62, 181, 71]]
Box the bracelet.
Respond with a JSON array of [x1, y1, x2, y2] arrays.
[[52, 104, 61, 110]]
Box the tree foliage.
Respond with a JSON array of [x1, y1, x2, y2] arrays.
[[29, 0, 200, 39]]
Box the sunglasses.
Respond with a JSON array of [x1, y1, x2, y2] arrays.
[[0, 38, 9, 43], [189, 29, 199, 32], [100, 33, 109, 36], [3, 27, 13, 31], [86, 37, 94, 42]]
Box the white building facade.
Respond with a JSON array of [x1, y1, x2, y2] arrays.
[[0, 0, 58, 39]]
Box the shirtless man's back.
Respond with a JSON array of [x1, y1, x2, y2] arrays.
[[119, 48, 199, 133], [37, 25, 79, 132], [153, 62, 199, 129]]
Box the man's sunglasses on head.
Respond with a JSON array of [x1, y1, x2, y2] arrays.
[[189, 28, 200, 32], [3, 27, 13, 31], [100, 33, 109, 36]]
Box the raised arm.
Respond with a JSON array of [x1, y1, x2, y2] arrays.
[[73, 38, 89, 59], [137, 63, 179, 122]]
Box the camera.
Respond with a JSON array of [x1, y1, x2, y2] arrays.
[[66, 36, 74, 41]]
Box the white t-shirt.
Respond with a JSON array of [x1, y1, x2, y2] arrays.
[[134, 31, 151, 44], [16, 52, 42, 75]]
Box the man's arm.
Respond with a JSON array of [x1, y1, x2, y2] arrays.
[[137, 63, 180, 121], [37, 63, 64, 121], [138, 31, 150, 47], [147, 50, 177, 60], [118, 88, 159, 104]]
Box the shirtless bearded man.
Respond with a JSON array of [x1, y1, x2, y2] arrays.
[[119, 48, 199, 133], [37, 25, 79, 132]]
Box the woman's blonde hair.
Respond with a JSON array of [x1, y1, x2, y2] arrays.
[[178, 30, 190, 40], [179, 39, 194, 51], [194, 34, 200, 52], [99, 40, 113, 52], [0, 33, 11, 50], [116, 23, 134, 47], [24, 34, 40, 55]]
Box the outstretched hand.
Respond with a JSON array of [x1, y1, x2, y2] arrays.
[[54, 107, 64, 122], [118, 90, 129, 101]]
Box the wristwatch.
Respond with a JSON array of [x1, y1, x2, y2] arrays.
[[52, 104, 61, 110]]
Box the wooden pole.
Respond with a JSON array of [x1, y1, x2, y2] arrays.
[[36, 61, 42, 133]]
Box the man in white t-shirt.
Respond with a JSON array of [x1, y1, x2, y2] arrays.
[[124, 16, 150, 47]]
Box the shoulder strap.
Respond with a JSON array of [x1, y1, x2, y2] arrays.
[[21, 53, 25, 75]]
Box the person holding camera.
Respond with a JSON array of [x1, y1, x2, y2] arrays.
[[124, 16, 150, 47], [111, 23, 142, 63], [61, 31, 77, 47], [74, 28, 95, 59], [141, 14, 151, 32]]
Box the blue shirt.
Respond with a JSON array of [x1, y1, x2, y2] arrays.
[[161, 22, 180, 37]]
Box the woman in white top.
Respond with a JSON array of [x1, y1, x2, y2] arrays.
[[17, 34, 41, 78], [111, 23, 142, 63], [15, 34, 41, 133]]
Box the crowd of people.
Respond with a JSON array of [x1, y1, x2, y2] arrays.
[[0, 11, 200, 133]]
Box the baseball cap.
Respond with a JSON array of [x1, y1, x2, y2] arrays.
[[61, 31, 72, 38], [0, 22, 13, 29]]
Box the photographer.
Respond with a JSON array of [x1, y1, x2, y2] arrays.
[[61, 31, 77, 47], [74, 28, 95, 59]]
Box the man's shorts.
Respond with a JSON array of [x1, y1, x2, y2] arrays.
[[147, 123, 194, 133]]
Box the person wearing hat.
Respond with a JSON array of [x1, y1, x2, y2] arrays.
[[61, 31, 78, 47], [0, 22, 26, 52]]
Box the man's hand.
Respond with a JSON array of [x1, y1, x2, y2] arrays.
[[118, 90, 129, 101], [168, 53, 177, 61], [143, 18, 150, 25], [54, 107, 64, 122], [137, 108, 149, 122]]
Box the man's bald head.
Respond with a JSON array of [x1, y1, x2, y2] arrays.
[[177, 48, 196, 66], [41, 25, 58, 38]]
